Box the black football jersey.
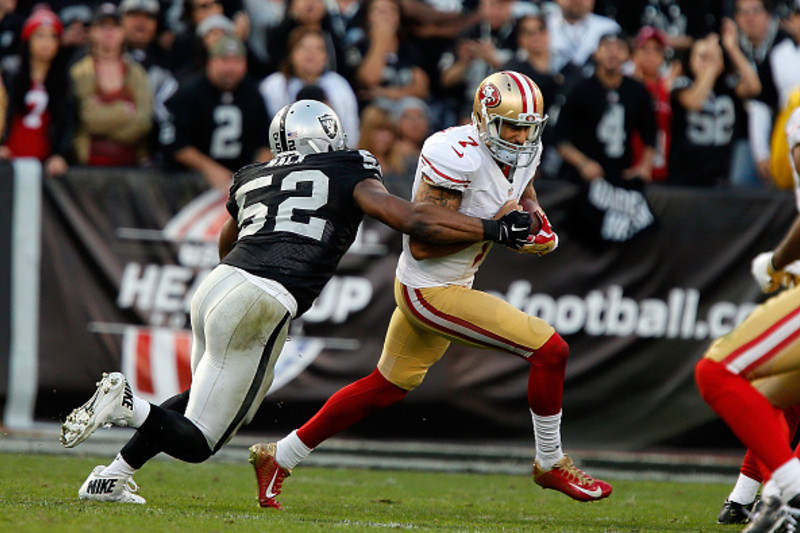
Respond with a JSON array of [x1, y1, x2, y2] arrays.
[[161, 74, 269, 171], [554, 75, 656, 182], [222, 149, 382, 315], [668, 74, 739, 186]]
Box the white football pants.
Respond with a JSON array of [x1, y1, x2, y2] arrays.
[[185, 264, 292, 452]]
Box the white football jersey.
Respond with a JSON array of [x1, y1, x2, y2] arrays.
[[396, 123, 541, 288], [783, 107, 800, 278], [788, 107, 800, 211]]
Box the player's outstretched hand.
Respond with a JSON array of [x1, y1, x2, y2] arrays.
[[516, 211, 559, 256], [483, 209, 533, 249], [751, 252, 784, 293]]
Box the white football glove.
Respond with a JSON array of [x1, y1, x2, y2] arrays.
[[515, 211, 559, 256], [783, 262, 800, 289], [784, 274, 800, 289], [751, 252, 783, 293]]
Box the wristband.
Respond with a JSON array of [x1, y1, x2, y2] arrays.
[[481, 219, 500, 242]]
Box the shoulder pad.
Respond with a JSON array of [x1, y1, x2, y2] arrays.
[[330, 149, 383, 176], [419, 127, 482, 190], [231, 161, 265, 185], [307, 149, 383, 181], [354, 149, 382, 176]]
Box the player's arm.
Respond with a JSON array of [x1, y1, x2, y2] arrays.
[[520, 182, 541, 213], [752, 212, 800, 293], [751, 144, 800, 291], [772, 143, 800, 271], [353, 178, 529, 259], [407, 178, 473, 259], [404, 180, 528, 259], [218, 216, 239, 260], [354, 177, 478, 246], [772, 217, 800, 272]]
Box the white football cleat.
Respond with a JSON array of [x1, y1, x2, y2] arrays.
[[60, 372, 135, 448], [78, 466, 146, 504]]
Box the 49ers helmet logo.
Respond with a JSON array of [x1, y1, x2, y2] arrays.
[[318, 114, 339, 139], [481, 83, 500, 107], [479, 83, 501, 108]]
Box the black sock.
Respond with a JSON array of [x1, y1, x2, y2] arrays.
[[121, 389, 206, 469], [134, 403, 212, 463], [789, 494, 800, 509]]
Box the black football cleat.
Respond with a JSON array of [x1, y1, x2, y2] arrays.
[[717, 498, 759, 525], [742, 495, 800, 533]]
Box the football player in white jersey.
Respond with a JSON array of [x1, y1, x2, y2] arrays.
[[252, 71, 613, 510], [715, 106, 800, 526], [698, 106, 800, 532]]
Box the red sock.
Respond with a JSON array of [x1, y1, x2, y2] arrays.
[[786, 405, 800, 444], [297, 369, 408, 448], [740, 448, 765, 482], [696, 358, 792, 472], [745, 407, 800, 478], [528, 334, 568, 416]]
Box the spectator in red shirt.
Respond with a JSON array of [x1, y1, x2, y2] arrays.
[[0, 7, 72, 177], [631, 26, 677, 182]]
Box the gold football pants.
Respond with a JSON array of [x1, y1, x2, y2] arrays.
[[704, 284, 800, 408], [377, 279, 556, 390]]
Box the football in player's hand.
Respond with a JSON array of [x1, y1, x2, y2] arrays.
[[519, 198, 542, 234]]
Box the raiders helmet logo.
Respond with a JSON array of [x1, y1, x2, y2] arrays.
[[480, 83, 501, 108], [318, 114, 339, 139]]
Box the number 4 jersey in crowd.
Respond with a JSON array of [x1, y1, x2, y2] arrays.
[[222, 149, 382, 316]]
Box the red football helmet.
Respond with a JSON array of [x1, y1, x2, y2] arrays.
[[472, 71, 548, 168]]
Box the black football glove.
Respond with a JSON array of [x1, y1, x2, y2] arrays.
[[482, 210, 533, 249]]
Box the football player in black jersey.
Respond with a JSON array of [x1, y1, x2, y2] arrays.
[[59, 100, 533, 504]]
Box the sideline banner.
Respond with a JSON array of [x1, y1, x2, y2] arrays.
[[2, 168, 796, 449]]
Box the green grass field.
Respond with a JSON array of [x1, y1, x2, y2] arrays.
[[0, 452, 737, 532]]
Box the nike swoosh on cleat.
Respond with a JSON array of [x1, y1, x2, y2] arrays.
[[569, 483, 603, 499], [264, 469, 280, 499]]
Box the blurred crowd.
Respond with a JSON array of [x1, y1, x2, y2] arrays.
[[0, 0, 798, 193]]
